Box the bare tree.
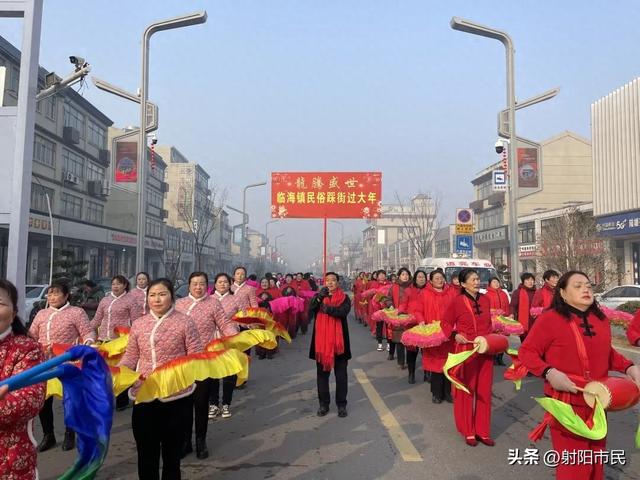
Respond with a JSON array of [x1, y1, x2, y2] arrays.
[[175, 180, 227, 271], [537, 207, 614, 288], [164, 228, 185, 284], [394, 192, 440, 262]]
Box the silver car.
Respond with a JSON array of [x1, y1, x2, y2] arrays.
[[596, 285, 640, 309]]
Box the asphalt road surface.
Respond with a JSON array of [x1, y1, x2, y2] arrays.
[[37, 318, 640, 480]]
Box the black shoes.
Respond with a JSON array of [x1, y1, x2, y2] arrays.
[[432, 395, 443, 404], [317, 405, 329, 417], [387, 353, 394, 360], [181, 440, 193, 459], [445, 393, 453, 403], [494, 354, 505, 366], [424, 372, 431, 383], [408, 371, 416, 384], [61, 430, 75, 451], [37, 433, 56, 452], [196, 437, 209, 459], [258, 354, 266, 360], [337, 407, 348, 418]]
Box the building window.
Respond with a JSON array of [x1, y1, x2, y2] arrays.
[[519, 222, 536, 244], [435, 240, 450, 257], [86, 200, 104, 224], [145, 218, 163, 238], [37, 95, 57, 120], [63, 149, 84, 178], [476, 180, 492, 201], [31, 183, 54, 213], [61, 192, 83, 220], [87, 119, 106, 149], [63, 103, 85, 139], [34, 135, 56, 167], [146, 189, 164, 209], [86, 161, 105, 182], [478, 208, 503, 230], [9, 66, 19, 94]]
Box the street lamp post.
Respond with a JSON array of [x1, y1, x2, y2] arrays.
[[136, 11, 207, 274], [241, 182, 267, 265], [274, 233, 285, 255], [450, 16, 520, 283]]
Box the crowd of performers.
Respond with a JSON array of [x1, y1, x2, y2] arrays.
[[0, 267, 323, 480], [353, 267, 640, 480]]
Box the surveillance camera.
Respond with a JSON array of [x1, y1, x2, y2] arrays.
[[495, 139, 509, 154], [69, 56, 86, 68]]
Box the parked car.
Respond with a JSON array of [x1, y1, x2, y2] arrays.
[[25, 285, 47, 312], [175, 283, 189, 299], [596, 285, 640, 309]]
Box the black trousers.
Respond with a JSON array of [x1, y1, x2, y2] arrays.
[[116, 390, 130, 409], [430, 372, 452, 400], [210, 375, 236, 406], [390, 342, 405, 365], [132, 395, 192, 480], [316, 357, 348, 408], [39, 396, 73, 436], [407, 348, 418, 373], [184, 379, 213, 443], [375, 321, 385, 343]]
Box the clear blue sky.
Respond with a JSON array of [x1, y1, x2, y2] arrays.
[[3, 1, 640, 270]]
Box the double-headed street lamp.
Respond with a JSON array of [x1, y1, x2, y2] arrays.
[[135, 11, 207, 274], [240, 182, 267, 265], [450, 16, 520, 283]]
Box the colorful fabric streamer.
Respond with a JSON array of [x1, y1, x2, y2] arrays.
[[534, 396, 607, 440], [269, 296, 305, 315], [503, 348, 528, 391], [135, 349, 249, 403], [401, 322, 447, 348], [601, 306, 634, 329], [297, 290, 316, 299], [206, 329, 277, 353], [233, 307, 292, 343], [530, 307, 544, 317], [0, 346, 113, 480], [372, 308, 417, 328], [45, 365, 139, 399], [443, 346, 479, 394], [492, 315, 525, 336]]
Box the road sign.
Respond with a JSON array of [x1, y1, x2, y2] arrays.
[[456, 208, 473, 225], [455, 224, 473, 234], [493, 169, 507, 191], [456, 235, 473, 255]]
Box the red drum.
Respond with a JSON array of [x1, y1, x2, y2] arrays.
[[582, 377, 640, 411], [474, 334, 509, 355]]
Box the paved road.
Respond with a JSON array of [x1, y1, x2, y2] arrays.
[[37, 317, 640, 480]]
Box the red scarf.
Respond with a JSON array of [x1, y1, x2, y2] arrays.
[[314, 288, 346, 372], [518, 288, 531, 331]]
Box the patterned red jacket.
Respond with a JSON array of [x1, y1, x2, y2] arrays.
[[0, 329, 46, 480], [230, 282, 258, 310]]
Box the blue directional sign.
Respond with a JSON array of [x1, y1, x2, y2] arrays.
[[493, 169, 507, 191], [455, 235, 473, 255]]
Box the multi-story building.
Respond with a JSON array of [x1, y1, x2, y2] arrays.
[[592, 78, 640, 285], [160, 144, 218, 273], [105, 127, 168, 278], [470, 131, 592, 274], [433, 225, 457, 258], [0, 35, 123, 283], [361, 194, 437, 273]]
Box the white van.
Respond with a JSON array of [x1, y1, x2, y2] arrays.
[[418, 257, 500, 289]]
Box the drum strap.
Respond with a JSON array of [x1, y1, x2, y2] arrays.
[[568, 319, 591, 381]]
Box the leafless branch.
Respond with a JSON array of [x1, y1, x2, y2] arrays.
[[394, 191, 440, 260]]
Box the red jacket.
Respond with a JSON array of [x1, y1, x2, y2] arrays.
[[532, 283, 554, 310], [400, 285, 425, 314], [441, 291, 493, 341], [388, 283, 411, 310], [484, 287, 511, 315], [519, 308, 633, 406], [0, 331, 46, 480], [412, 284, 454, 372], [627, 310, 640, 346], [291, 279, 311, 293], [510, 285, 536, 331]]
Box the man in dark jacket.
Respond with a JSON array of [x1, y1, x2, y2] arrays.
[[309, 272, 351, 418]]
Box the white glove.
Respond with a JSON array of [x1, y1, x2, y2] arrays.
[[545, 368, 578, 393], [626, 365, 640, 386]]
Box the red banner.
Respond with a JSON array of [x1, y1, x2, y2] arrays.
[[271, 172, 382, 219], [517, 147, 539, 188], [115, 142, 137, 182]]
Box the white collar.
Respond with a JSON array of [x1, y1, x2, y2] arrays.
[[51, 302, 70, 312], [111, 291, 127, 299], [150, 307, 174, 322], [234, 282, 245, 289], [189, 293, 207, 303], [137, 286, 148, 292], [215, 291, 229, 299], [0, 326, 11, 341]]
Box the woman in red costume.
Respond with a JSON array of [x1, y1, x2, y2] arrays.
[[510, 272, 536, 341], [441, 268, 495, 447], [255, 277, 281, 360], [485, 276, 511, 366], [352, 271, 368, 325], [371, 271, 390, 352], [403, 270, 429, 383], [386, 268, 412, 369], [0, 280, 45, 480], [519, 271, 640, 480]]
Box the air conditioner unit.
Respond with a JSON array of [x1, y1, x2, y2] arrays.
[[160, 209, 169, 219], [63, 171, 79, 185]]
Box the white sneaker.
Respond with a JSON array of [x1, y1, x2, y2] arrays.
[[221, 404, 232, 418], [386, 343, 390, 352], [208, 404, 220, 419], [377, 343, 383, 351]]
